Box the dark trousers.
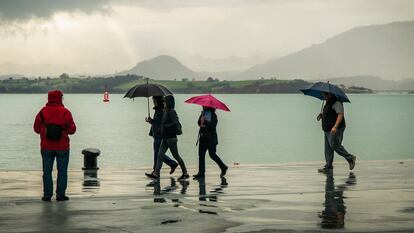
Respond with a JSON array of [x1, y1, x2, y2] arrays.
[[198, 142, 227, 175], [324, 127, 353, 169], [154, 138, 187, 176], [41, 150, 69, 198], [153, 137, 177, 170]]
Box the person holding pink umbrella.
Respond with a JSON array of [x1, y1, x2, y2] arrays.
[[185, 94, 229, 178]]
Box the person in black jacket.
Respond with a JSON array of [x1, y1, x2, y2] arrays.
[[147, 95, 189, 180], [145, 96, 178, 176], [193, 107, 228, 178], [317, 92, 356, 173]]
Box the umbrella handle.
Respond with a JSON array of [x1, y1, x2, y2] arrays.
[[317, 100, 325, 121], [320, 100, 325, 113], [147, 78, 150, 118], [147, 97, 150, 118]]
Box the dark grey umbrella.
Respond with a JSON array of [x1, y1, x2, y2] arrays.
[[124, 78, 173, 117], [300, 81, 350, 115], [300, 82, 350, 103]]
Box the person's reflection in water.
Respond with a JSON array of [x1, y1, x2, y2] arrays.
[[148, 178, 185, 203], [196, 177, 228, 214], [198, 177, 207, 202], [163, 177, 178, 193], [319, 171, 356, 229], [146, 179, 164, 203], [38, 200, 69, 232], [209, 177, 228, 202], [178, 179, 189, 194]]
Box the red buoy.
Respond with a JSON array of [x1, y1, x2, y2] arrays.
[[103, 91, 110, 102]]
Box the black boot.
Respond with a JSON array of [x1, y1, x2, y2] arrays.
[[220, 166, 228, 177], [56, 196, 69, 201], [42, 196, 51, 202]]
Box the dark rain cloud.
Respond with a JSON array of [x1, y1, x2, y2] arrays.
[[0, 0, 278, 23], [119, 0, 278, 10], [0, 0, 112, 23]]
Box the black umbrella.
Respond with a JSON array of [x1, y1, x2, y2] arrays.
[[300, 82, 350, 103], [124, 78, 173, 117]]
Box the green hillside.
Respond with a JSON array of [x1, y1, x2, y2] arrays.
[[0, 74, 372, 94]]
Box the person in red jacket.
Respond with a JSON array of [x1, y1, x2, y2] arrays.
[[33, 90, 76, 201]]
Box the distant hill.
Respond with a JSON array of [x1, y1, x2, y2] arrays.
[[235, 21, 414, 80], [177, 54, 269, 73], [117, 55, 200, 80], [317, 76, 414, 91]]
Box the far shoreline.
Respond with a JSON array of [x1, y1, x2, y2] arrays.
[[0, 75, 375, 94]]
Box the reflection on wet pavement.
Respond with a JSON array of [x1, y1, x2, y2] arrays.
[[82, 170, 100, 190], [0, 160, 413, 233], [194, 177, 228, 214], [148, 177, 189, 203], [319, 171, 356, 229]]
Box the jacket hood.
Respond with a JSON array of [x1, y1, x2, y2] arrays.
[[164, 95, 175, 110], [203, 106, 216, 112], [153, 96, 164, 110], [47, 90, 64, 106]]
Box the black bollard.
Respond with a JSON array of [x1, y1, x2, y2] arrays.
[[82, 148, 101, 170]]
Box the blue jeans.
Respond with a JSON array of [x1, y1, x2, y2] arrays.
[[153, 137, 177, 170], [41, 150, 69, 198], [324, 128, 353, 169]]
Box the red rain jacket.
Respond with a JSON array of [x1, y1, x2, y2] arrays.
[[33, 90, 76, 150]]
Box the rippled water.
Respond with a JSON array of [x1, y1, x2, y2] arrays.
[[0, 93, 413, 170]]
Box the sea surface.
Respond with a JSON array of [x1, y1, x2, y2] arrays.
[[0, 93, 413, 170]]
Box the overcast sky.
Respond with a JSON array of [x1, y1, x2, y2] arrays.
[[0, 0, 413, 76]]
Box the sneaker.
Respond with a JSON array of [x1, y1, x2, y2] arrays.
[[220, 166, 228, 177], [42, 196, 51, 202], [56, 196, 69, 202], [318, 167, 333, 174], [145, 173, 159, 179], [169, 164, 178, 175], [177, 174, 189, 180], [349, 155, 356, 170], [193, 173, 205, 179]]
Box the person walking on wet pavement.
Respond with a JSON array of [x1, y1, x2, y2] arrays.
[[145, 96, 178, 177], [146, 95, 189, 180], [193, 107, 228, 179], [33, 90, 76, 201], [317, 92, 356, 173]]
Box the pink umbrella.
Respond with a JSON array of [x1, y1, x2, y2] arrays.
[[184, 94, 230, 112]]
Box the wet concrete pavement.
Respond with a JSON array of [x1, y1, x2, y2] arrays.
[[0, 160, 413, 233]]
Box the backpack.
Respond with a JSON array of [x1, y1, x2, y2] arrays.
[[39, 111, 63, 141], [176, 120, 182, 135]]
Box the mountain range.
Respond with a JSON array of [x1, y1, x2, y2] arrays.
[[316, 76, 414, 91], [236, 21, 414, 80], [119, 21, 414, 88]]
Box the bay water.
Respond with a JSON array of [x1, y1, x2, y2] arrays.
[[0, 93, 413, 170]]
